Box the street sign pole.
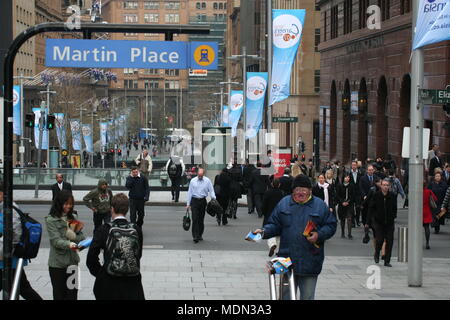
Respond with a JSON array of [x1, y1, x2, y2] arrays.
[[267, 0, 273, 132], [408, 0, 424, 287], [34, 101, 46, 199]]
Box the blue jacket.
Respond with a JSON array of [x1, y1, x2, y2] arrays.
[[0, 211, 28, 269], [263, 195, 337, 276]]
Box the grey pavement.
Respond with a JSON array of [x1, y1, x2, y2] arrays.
[[18, 248, 450, 300]]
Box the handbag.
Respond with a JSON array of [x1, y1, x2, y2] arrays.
[[182, 208, 191, 231], [430, 195, 437, 210]]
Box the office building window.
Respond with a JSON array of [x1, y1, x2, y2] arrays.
[[331, 6, 338, 39], [124, 68, 138, 74], [219, 3, 223, 10], [165, 69, 180, 76], [224, 2, 227, 10], [144, 13, 159, 23], [165, 14, 180, 23], [124, 14, 138, 23], [378, 0, 390, 21], [344, 0, 352, 34], [196, 2, 201, 9], [144, 1, 159, 9], [123, 1, 138, 9], [144, 69, 159, 75], [165, 80, 180, 89], [124, 80, 138, 89], [213, 2, 218, 10], [165, 2, 180, 10], [202, 2, 206, 9], [144, 80, 159, 88], [359, 0, 369, 29], [315, 29, 321, 52], [314, 70, 320, 93], [323, 10, 327, 41]]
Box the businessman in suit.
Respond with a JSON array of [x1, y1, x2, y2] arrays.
[[429, 150, 444, 179], [359, 165, 375, 201], [51, 173, 72, 201], [349, 161, 363, 225]]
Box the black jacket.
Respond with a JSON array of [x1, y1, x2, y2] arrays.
[[312, 183, 335, 209], [126, 174, 150, 200], [229, 165, 244, 198], [336, 183, 355, 219], [250, 169, 270, 195], [214, 172, 232, 200], [429, 156, 443, 177], [86, 218, 145, 300], [51, 182, 72, 201], [359, 174, 375, 199], [243, 165, 256, 189], [279, 175, 294, 196], [262, 188, 285, 226], [368, 191, 397, 225], [349, 170, 363, 203]]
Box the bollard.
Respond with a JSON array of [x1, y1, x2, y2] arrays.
[[398, 226, 408, 262]]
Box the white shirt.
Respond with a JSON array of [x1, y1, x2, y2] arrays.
[[58, 182, 63, 191], [187, 176, 216, 206]]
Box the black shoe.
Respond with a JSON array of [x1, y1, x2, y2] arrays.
[[248, 211, 253, 214], [348, 235, 353, 240], [199, 238, 203, 241], [374, 254, 380, 264], [381, 255, 385, 261], [233, 215, 237, 219], [384, 263, 392, 267], [268, 245, 277, 257], [426, 244, 430, 250], [222, 221, 228, 226], [193, 239, 199, 243]]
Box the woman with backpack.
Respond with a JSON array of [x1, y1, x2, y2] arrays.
[[423, 181, 438, 249], [46, 190, 85, 300], [428, 172, 448, 234]]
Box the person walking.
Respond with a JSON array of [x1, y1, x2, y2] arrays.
[[362, 177, 382, 246], [243, 161, 257, 214], [359, 165, 376, 202], [291, 158, 307, 177], [249, 163, 270, 218], [262, 178, 285, 257], [46, 190, 85, 300], [349, 161, 363, 226], [214, 168, 232, 226], [51, 173, 72, 201], [166, 155, 185, 203], [387, 170, 406, 202], [87, 193, 145, 300], [336, 174, 355, 239], [307, 159, 316, 185], [186, 168, 216, 243], [313, 173, 336, 216], [135, 149, 153, 179], [0, 185, 43, 300], [228, 163, 244, 219], [368, 179, 397, 267], [429, 150, 443, 181], [252, 174, 337, 300], [279, 167, 294, 196], [125, 167, 150, 228], [83, 179, 113, 234], [423, 181, 437, 250], [428, 171, 448, 233]]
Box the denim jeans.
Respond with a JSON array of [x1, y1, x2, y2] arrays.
[[281, 274, 318, 300]]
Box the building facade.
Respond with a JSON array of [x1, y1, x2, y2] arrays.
[[318, 0, 450, 167]]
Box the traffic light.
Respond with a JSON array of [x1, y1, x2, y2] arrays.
[[25, 113, 35, 128], [301, 154, 306, 162], [110, 148, 114, 154], [443, 104, 450, 116], [301, 142, 305, 153], [117, 149, 122, 156], [47, 114, 56, 130]]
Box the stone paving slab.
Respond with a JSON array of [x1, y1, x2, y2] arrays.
[[5, 248, 450, 300]]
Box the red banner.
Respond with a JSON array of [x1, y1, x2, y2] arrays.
[[273, 148, 292, 178]]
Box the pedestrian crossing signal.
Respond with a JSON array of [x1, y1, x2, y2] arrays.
[[47, 114, 56, 130], [25, 113, 35, 128]]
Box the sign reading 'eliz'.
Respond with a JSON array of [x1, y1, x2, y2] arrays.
[[45, 39, 218, 70]]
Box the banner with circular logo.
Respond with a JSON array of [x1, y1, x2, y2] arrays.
[[229, 91, 244, 137], [413, 0, 450, 50], [82, 123, 93, 153], [246, 72, 268, 139], [269, 9, 306, 106]]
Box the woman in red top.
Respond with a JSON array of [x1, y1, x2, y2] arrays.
[[423, 181, 438, 249]]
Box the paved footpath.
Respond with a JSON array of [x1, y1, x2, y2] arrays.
[[14, 248, 450, 300]]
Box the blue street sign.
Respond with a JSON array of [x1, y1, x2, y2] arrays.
[[45, 39, 218, 70]]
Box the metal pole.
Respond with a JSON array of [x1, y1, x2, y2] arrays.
[[113, 99, 117, 169], [151, 85, 153, 144], [146, 86, 148, 138], [408, 0, 423, 287], [10, 258, 24, 300], [220, 86, 224, 125], [267, 0, 273, 131], [180, 81, 182, 128], [46, 85, 50, 166], [243, 46, 247, 158], [34, 101, 46, 198]]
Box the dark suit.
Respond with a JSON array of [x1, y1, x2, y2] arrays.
[[349, 170, 363, 224], [359, 174, 375, 200], [279, 175, 294, 196], [249, 169, 270, 218], [444, 171, 450, 186], [429, 156, 443, 177], [51, 182, 72, 201]]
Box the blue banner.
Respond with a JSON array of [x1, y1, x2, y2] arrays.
[[413, 0, 450, 50], [45, 39, 218, 70], [70, 119, 82, 151], [13, 86, 21, 136], [100, 122, 107, 150], [229, 91, 244, 137], [118, 114, 126, 138], [32, 108, 49, 150], [246, 72, 268, 139], [269, 9, 306, 105], [82, 123, 93, 153], [222, 105, 230, 127], [54, 113, 67, 150]]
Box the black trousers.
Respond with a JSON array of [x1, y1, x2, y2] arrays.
[[170, 177, 182, 202], [130, 199, 146, 227], [247, 188, 255, 213], [373, 222, 395, 264], [93, 211, 111, 234], [0, 268, 42, 300], [254, 193, 264, 217], [49, 267, 78, 300], [217, 196, 229, 225], [191, 198, 207, 240]]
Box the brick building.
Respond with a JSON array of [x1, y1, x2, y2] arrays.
[[317, 0, 450, 167]]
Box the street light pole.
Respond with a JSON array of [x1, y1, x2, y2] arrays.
[[34, 101, 46, 198], [408, 0, 424, 287], [146, 86, 148, 139], [39, 85, 56, 167], [14, 73, 34, 167], [267, 0, 273, 131]]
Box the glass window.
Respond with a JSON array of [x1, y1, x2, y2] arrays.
[[165, 69, 179, 76], [124, 14, 138, 23], [144, 1, 159, 9], [165, 14, 179, 23], [315, 28, 320, 52], [202, 2, 206, 9], [123, 1, 138, 9], [314, 70, 320, 93], [219, 3, 223, 10], [165, 2, 180, 10], [196, 2, 201, 9], [213, 3, 218, 9], [144, 13, 159, 23]]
